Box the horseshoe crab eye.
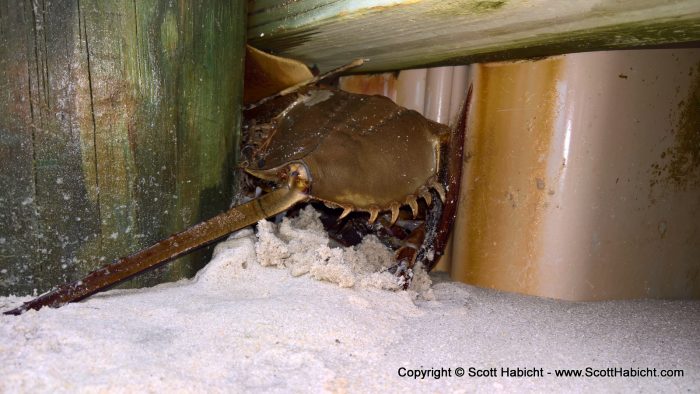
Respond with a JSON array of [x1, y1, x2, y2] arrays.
[[257, 158, 266, 168]]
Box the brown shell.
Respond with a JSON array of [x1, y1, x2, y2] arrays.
[[243, 87, 449, 215]]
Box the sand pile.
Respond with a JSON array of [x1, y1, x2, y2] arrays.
[[1, 207, 698, 392], [252, 206, 433, 298]]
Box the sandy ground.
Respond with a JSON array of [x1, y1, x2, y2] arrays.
[[1, 208, 698, 393]]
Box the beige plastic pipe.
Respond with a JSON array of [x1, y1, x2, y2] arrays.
[[451, 49, 700, 300]]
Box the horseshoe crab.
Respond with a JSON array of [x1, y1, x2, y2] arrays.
[[5, 54, 471, 315], [244, 86, 447, 223]]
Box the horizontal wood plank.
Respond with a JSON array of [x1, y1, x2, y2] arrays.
[[249, 0, 700, 72]]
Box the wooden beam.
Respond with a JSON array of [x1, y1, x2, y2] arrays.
[[0, 1, 246, 295], [249, 0, 700, 72]]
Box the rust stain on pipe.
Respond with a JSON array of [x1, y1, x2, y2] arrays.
[[452, 57, 563, 295]]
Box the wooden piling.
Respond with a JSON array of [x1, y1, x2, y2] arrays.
[[0, 0, 246, 295]]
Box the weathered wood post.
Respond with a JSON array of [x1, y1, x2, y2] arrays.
[[0, 1, 246, 295]]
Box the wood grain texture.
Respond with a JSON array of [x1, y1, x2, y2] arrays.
[[249, 0, 700, 72], [0, 0, 245, 295]]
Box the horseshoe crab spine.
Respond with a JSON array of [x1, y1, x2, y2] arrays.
[[4, 184, 308, 315]]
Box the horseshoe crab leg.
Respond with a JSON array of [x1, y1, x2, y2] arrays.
[[4, 185, 308, 315]]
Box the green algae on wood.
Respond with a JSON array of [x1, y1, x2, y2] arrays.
[[249, 0, 700, 72], [0, 0, 246, 296]]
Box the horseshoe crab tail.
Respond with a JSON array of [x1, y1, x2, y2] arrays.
[[4, 186, 308, 316], [423, 84, 473, 271]]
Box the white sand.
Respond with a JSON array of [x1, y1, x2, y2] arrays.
[[1, 207, 698, 393]]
